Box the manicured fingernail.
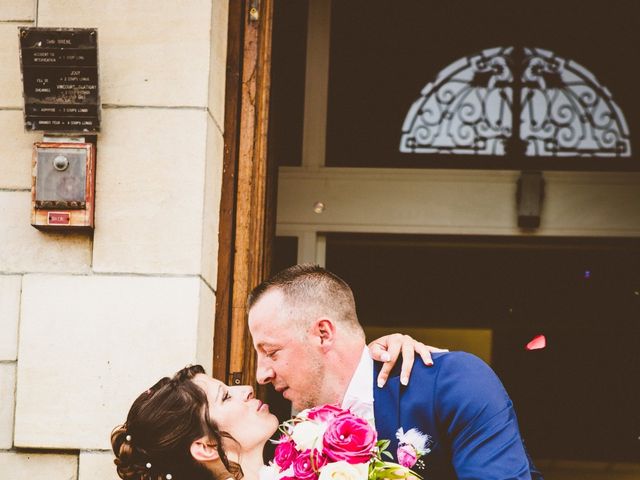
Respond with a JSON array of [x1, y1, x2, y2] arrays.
[[377, 379, 385, 388], [426, 361, 433, 366], [381, 352, 391, 362], [400, 376, 408, 386]]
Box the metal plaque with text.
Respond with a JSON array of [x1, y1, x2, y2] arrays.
[[19, 27, 100, 132]]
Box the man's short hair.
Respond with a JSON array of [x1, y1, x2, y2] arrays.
[[248, 264, 363, 335]]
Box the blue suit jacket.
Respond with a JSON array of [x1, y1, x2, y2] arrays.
[[373, 352, 543, 479]]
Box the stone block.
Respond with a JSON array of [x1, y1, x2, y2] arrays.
[[197, 279, 215, 374], [0, 110, 38, 190], [0, 451, 77, 480], [0, 363, 16, 448], [0, 23, 28, 108], [15, 273, 202, 449], [92, 108, 208, 275], [79, 451, 119, 480], [0, 276, 21, 360], [0, 191, 91, 274], [38, 0, 211, 107], [200, 116, 224, 288], [0, 3, 35, 21], [208, 0, 229, 127]]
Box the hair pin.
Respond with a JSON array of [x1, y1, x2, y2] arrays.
[[146, 463, 152, 469], [125, 434, 132, 442], [166, 474, 173, 480]]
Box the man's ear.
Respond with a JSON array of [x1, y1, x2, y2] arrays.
[[313, 318, 336, 348], [190, 437, 220, 463]]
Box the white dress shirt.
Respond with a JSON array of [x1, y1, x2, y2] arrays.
[[341, 347, 375, 423]]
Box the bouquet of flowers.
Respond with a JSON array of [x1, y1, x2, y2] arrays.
[[260, 404, 430, 480]]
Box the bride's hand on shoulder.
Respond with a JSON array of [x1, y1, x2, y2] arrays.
[[367, 333, 449, 388]]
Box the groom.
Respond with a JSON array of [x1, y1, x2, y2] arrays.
[[247, 264, 542, 479]]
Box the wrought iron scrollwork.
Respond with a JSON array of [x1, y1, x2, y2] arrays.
[[400, 46, 631, 158]]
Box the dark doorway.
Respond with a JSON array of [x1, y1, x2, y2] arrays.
[[323, 234, 640, 462]]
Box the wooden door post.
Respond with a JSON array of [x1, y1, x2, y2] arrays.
[[214, 0, 275, 388]]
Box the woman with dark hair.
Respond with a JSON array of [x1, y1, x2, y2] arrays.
[[112, 336, 438, 480], [112, 364, 278, 480]]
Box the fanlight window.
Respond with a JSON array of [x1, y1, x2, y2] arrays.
[[400, 47, 631, 157]]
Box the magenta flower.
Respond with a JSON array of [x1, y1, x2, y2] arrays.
[[322, 415, 377, 464], [293, 449, 327, 480], [306, 404, 349, 423], [274, 435, 299, 471], [397, 444, 418, 468]]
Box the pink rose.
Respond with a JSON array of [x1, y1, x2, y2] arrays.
[[397, 444, 418, 468], [293, 449, 327, 480], [274, 436, 298, 471], [322, 415, 377, 464], [306, 404, 349, 423]]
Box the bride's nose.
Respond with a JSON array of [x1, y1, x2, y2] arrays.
[[243, 386, 254, 401]]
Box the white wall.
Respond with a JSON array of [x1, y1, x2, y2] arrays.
[[0, 1, 228, 478]]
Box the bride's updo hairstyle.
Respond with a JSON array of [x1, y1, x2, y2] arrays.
[[111, 365, 240, 480]]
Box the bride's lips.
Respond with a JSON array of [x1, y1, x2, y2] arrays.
[[255, 400, 270, 412]]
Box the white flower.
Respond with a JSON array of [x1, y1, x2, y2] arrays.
[[290, 420, 327, 452], [395, 427, 431, 456], [258, 464, 281, 480], [318, 461, 368, 480], [296, 408, 311, 419]]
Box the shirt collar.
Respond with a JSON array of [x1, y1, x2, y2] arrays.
[[341, 347, 374, 421]]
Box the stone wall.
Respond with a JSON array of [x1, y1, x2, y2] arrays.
[[0, 1, 228, 478]]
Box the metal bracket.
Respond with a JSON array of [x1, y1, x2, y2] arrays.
[[249, 0, 259, 22], [230, 371, 243, 385], [516, 171, 545, 229]]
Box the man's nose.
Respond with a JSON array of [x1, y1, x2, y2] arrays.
[[256, 359, 275, 385]]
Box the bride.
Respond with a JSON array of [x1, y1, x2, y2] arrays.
[[111, 335, 434, 480], [112, 364, 272, 480]]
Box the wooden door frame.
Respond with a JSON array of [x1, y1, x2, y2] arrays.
[[213, 0, 275, 388]]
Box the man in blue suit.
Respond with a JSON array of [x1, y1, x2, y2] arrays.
[[248, 264, 542, 479]]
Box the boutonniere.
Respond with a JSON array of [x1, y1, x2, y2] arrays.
[[395, 427, 432, 469]]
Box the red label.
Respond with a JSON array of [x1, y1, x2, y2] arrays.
[[48, 212, 70, 225]]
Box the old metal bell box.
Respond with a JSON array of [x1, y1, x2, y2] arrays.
[[31, 141, 96, 230]]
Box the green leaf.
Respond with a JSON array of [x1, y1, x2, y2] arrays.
[[366, 462, 423, 480], [377, 439, 391, 451]]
